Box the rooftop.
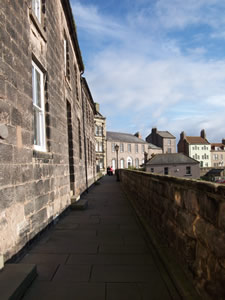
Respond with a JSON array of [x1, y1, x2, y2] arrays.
[[146, 153, 199, 165], [157, 131, 176, 138], [107, 131, 148, 144], [186, 136, 210, 145]]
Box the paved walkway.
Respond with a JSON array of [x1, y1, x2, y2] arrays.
[[20, 176, 180, 300]]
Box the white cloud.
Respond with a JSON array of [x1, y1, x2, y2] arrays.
[[72, 0, 225, 142]]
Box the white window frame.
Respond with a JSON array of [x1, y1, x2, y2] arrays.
[[120, 159, 124, 169], [64, 38, 67, 76], [135, 144, 138, 153], [32, 0, 41, 23], [128, 144, 131, 152], [32, 61, 46, 152], [142, 145, 145, 153], [99, 142, 103, 152]]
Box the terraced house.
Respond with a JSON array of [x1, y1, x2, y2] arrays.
[[178, 129, 211, 167], [0, 0, 96, 261], [106, 131, 149, 171]]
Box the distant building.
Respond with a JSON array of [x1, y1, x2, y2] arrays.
[[94, 103, 106, 175], [146, 153, 200, 179], [148, 143, 163, 157], [106, 131, 149, 171], [178, 130, 211, 167], [211, 139, 225, 167], [146, 128, 176, 153]]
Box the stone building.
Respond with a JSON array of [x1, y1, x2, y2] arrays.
[[0, 0, 96, 261], [146, 153, 200, 179], [178, 130, 211, 167], [211, 139, 225, 167], [145, 127, 176, 153], [148, 143, 163, 157], [94, 103, 106, 175], [81, 77, 96, 186], [106, 131, 149, 171]]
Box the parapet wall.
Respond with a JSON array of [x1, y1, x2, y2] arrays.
[[119, 169, 225, 300]]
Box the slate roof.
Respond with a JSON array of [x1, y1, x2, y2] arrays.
[[146, 153, 199, 165], [157, 131, 175, 138], [185, 136, 210, 145], [107, 131, 148, 144], [148, 143, 162, 150]]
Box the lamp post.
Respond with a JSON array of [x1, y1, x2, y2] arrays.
[[115, 144, 119, 181]]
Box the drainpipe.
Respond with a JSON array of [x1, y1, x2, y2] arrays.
[[80, 73, 88, 193]]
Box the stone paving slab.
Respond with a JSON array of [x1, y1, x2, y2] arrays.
[[67, 254, 155, 265], [91, 264, 160, 282], [22, 282, 105, 300], [107, 283, 141, 300], [19, 176, 179, 300], [53, 265, 91, 282]]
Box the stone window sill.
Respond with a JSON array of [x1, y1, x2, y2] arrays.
[[33, 150, 53, 162], [29, 8, 47, 42]]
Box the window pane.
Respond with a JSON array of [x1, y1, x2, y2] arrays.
[[34, 109, 41, 146], [36, 69, 41, 108]]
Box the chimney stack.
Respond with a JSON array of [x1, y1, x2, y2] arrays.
[[200, 129, 206, 139], [180, 131, 186, 140], [134, 132, 142, 139]]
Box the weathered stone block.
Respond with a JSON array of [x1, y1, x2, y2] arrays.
[[24, 201, 35, 216], [34, 194, 49, 212], [15, 184, 26, 203], [0, 187, 15, 210], [218, 202, 225, 231], [184, 190, 199, 214], [198, 194, 219, 225], [0, 143, 13, 163]]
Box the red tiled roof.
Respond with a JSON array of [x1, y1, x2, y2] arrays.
[[211, 143, 225, 150], [186, 136, 210, 145]]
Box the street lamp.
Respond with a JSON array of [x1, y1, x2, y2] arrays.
[[115, 144, 119, 181], [115, 144, 119, 169]]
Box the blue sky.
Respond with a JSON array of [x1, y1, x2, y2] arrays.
[[71, 0, 225, 143]]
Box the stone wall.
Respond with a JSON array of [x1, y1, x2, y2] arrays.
[[119, 169, 225, 300], [0, 0, 95, 261]]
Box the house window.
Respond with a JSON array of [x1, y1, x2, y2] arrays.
[[120, 143, 124, 152], [151, 168, 154, 172], [142, 145, 145, 153], [120, 159, 124, 169], [164, 167, 168, 175], [135, 144, 138, 153], [32, 61, 46, 151], [112, 159, 116, 170], [167, 148, 171, 153], [112, 143, 115, 152], [32, 0, 41, 22], [168, 139, 171, 146], [135, 158, 139, 168], [99, 158, 104, 169], [64, 35, 70, 81], [99, 142, 103, 152], [128, 144, 131, 152], [78, 119, 82, 159], [186, 166, 191, 175], [95, 126, 98, 136]]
